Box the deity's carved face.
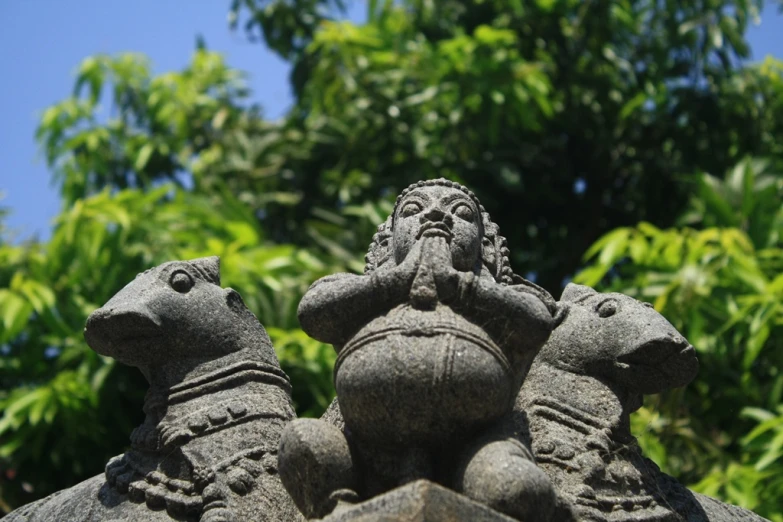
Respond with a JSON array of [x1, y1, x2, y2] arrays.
[[393, 185, 482, 272]]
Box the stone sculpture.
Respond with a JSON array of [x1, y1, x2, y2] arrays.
[[278, 179, 561, 520], [5, 180, 772, 522], [277, 178, 770, 522], [515, 283, 768, 522], [4, 257, 300, 522]]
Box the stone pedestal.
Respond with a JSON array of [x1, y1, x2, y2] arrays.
[[320, 480, 516, 522]]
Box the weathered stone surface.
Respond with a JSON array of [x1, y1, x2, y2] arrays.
[[6, 179, 772, 522], [319, 480, 517, 522], [280, 179, 769, 522], [5, 257, 301, 522], [514, 283, 769, 522], [279, 179, 560, 520]]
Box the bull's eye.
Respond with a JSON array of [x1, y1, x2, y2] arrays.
[[597, 299, 618, 318], [170, 271, 194, 293]]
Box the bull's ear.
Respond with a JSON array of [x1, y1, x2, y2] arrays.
[[189, 256, 220, 285], [224, 288, 246, 315], [553, 302, 570, 327], [560, 283, 596, 303]]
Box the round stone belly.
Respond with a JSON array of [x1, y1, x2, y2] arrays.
[[335, 330, 513, 447]]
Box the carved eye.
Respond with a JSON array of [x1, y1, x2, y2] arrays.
[[170, 271, 194, 293], [400, 201, 423, 217], [452, 202, 475, 222], [596, 299, 618, 318]]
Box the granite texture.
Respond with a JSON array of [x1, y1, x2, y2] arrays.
[[514, 283, 769, 522], [319, 479, 517, 522], [279, 179, 560, 520], [4, 257, 301, 522], [5, 180, 772, 522], [280, 179, 770, 522]]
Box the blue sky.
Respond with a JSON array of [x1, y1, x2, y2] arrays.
[[1, 2, 782, 242]]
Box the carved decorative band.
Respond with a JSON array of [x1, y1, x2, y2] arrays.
[[168, 360, 290, 395], [336, 325, 512, 375], [168, 371, 291, 406], [575, 493, 666, 522], [530, 398, 609, 431], [166, 410, 290, 447], [214, 445, 275, 472]]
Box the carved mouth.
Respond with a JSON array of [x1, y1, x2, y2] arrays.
[[615, 338, 698, 391], [617, 339, 692, 367], [85, 309, 162, 354], [617, 339, 693, 366], [417, 222, 452, 240]]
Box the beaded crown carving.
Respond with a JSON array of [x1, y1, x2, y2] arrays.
[[363, 178, 516, 285]]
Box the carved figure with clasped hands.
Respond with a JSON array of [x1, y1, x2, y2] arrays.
[[278, 179, 560, 521]]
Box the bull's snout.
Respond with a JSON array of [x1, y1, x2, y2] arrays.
[[84, 306, 162, 358]]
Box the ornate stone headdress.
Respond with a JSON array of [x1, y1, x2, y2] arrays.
[[362, 178, 515, 285]]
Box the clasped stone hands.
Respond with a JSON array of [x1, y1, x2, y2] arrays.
[[390, 235, 465, 310]]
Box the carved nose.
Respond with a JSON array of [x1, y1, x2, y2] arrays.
[[421, 207, 446, 222], [84, 306, 161, 356]]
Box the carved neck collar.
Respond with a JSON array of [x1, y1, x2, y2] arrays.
[[107, 360, 293, 520], [144, 359, 290, 413], [524, 363, 687, 521], [133, 360, 292, 452], [525, 362, 635, 441]]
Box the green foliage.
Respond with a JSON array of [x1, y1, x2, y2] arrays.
[[1, 46, 398, 509], [37, 52, 250, 204], [229, 0, 347, 60], [2, 0, 783, 517], [578, 159, 783, 517], [228, 0, 783, 291], [0, 184, 342, 507]]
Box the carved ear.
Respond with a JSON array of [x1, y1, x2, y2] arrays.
[[224, 288, 246, 314], [560, 283, 597, 303], [481, 237, 498, 276], [189, 256, 220, 285], [553, 302, 570, 327]]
